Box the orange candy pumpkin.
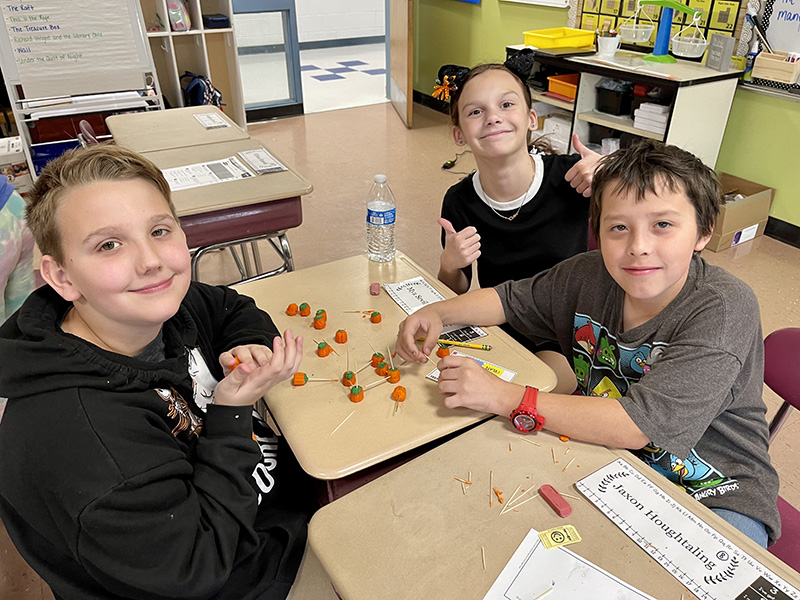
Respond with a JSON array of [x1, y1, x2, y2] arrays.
[[375, 362, 389, 376], [370, 311, 382, 323], [436, 345, 451, 358], [286, 303, 299, 316], [313, 314, 327, 330], [391, 386, 407, 402], [317, 342, 332, 357], [349, 385, 364, 403], [292, 372, 308, 386], [342, 371, 356, 386], [334, 329, 348, 344], [371, 352, 384, 367], [299, 303, 311, 316], [387, 368, 400, 383]]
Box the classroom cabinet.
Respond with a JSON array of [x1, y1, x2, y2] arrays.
[[139, 0, 246, 128], [508, 46, 742, 167]]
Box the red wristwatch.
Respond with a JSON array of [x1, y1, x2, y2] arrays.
[[510, 386, 545, 433]]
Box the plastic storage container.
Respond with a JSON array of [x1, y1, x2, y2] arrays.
[[524, 27, 595, 49], [366, 174, 396, 262], [547, 73, 579, 99], [596, 86, 633, 116]]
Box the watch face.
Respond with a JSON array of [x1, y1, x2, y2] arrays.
[[513, 413, 536, 432]]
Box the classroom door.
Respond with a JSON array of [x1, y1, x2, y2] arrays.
[[387, 0, 413, 128]]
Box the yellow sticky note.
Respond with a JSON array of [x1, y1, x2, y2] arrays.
[[539, 525, 582, 549]]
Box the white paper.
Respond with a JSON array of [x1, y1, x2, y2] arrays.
[[577, 458, 800, 600], [237, 148, 287, 174], [193, 112, 231, 130], [161, 156, 254, 191], [483, 528, 655, 600], [382, 276, 487, 340], [426, 349, 516, 383]]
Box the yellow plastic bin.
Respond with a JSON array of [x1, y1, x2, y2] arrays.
[[523, 27, 595, 49]]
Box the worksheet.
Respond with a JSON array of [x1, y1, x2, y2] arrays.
[[483, 529, 655, 600]]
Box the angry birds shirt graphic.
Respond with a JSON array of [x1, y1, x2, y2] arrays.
[[571, 313, 739, 500]]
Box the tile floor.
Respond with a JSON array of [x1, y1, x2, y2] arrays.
[[237, 43, 388, 114]]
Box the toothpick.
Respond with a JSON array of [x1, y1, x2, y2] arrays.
[[330, 410, 355, 435], [346, 347, 349, 372], [461, 480, 467, 495], [506, 487, 534, 510], [308, 377, 339, 382], [393, 399, 399, 415], [500, 485, 523, 515], [565, 447, 572, 455], [551, 448, 556, 464], [509, 443, 512, 452], [355, 360, 372, 374], [343, 310, 375, 313], [367, 339, 376, 353], [503, 492, 539, 512], [387, 346, 394, 369], [520, 437, 540, 447], [454, 477, 472, 485], [533, 587, 554, 600], [323, 339, 340, 356], [489, 470, 493, 508], [481, 546, 486, 570], [561, 492, 581, 500], [363, 377, 390, 390], [562, 457, 576, 473]]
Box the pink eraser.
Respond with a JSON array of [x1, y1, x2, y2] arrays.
[[539, 484, 572, 518], [370, 283, 380, 296]]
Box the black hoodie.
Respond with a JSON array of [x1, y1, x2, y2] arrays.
[[0, 283, 310, 600]]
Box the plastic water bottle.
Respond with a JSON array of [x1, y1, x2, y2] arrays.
[[366, 174, 396, 262]]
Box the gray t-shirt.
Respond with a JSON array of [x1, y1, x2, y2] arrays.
[[495, 251, 780, 543]]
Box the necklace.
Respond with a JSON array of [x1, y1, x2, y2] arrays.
[[485, 157, 536, 222]]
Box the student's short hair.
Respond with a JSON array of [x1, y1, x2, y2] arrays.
[[589, 139, 722, 241], [26, 144, 177, 264]]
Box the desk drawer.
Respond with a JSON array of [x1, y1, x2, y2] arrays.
[[180, 196, 303, 249]]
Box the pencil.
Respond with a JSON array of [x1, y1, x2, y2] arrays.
[[437, 339, 492, 351]]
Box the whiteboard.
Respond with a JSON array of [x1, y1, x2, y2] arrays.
[[0, 0, 149, 98], [763, 0, 800, 54]]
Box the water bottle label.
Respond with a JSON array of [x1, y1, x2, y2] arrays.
[[367, 208, 396, 225]]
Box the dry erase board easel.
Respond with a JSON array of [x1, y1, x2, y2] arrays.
[[0, 0, 163, 179]]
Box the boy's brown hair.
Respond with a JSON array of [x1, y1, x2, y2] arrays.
[[26, 144, 177, 264], [589, 139, 722, 241]]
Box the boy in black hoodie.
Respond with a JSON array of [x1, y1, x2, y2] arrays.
[[0, 145, 313, 600]]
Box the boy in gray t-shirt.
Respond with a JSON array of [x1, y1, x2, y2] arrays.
[[396, 139, 779, 547]]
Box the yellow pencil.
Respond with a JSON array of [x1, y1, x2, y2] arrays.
[[436, 339, 492, 351]]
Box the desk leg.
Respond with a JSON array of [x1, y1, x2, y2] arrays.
[[271, 232, 294, 272]]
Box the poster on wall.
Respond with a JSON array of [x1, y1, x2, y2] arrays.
[[1, 0, 146, 98], [578, 0, 740, 52]]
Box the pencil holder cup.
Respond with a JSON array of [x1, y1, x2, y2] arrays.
[[597, 35, 622, 58]]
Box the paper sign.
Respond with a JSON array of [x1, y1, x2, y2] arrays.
[[161, 156, 254, 191], [193, 112, 231, 130], [539, 524, 582, 549], [426, 350, 516, 382]]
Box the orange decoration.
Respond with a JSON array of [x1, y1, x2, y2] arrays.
[[371, 352, 385, 367], [299, 303, 311, 316], [317, 342, 332, 357], [334, 329, 348, 344], [370, 311, 382, 323], [436, 345, 451, 358], [342, 371, 356, 386], [349, 385, 364, 403], [286, 303, 299, 316], [559, 435, 570, 442], [375, 362, 389, 376], [292, 372, 308, 386], [391, 386, 407, 402], [313, 314, 327, 330], [387, 368, 400, 383]]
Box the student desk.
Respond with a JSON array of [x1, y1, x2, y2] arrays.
[[236, 252, 557, 500], [108, 107, 313, 283], [106, 106, 248, 154], [308, 417, 800, 599]]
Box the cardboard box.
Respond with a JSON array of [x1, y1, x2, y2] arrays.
[[706, 173, 774, 252], [0, 136, 32, 196]]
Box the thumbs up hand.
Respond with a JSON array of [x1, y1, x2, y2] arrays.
[[565, 134, 602, 198], [439, 217, 481, 273]]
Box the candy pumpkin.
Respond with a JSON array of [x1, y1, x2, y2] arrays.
[[292, 372, 308, 386], [342, 371, 356, 386], [387, 368, 400, 383], [299, 303, 311, 316], [334, 329, 348, 344], [436, 345, 451, 358], [370, 311, 382, 323], [371, 352, 384, 367], [317, 342, 332, 357], [375, 362, 389, 376], [286, 303, 299, 316], [391, 386, 407, 402], [349, 385, 364, 403]]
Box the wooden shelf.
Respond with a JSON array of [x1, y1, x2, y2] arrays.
[[577, 111, 663, 140], [531, 90, 575, 113]]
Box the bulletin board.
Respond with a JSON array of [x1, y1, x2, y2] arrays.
[[752, 0, 800, 92], [575, 0, 744, 55]]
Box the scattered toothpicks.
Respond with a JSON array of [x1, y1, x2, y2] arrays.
[[509, 442, 512, 452], [520, 437, 540, 447], [504, 492, 540, 512], [355, 360, 372, 374], [489, 470, 494, 508], [330, 410, 355, 435], [565, 447, 572, 455], [551, 448, 556, 464], [562, 457, 576, 473], [363, 377, 390, 390], [500, 486, 536, 514], [387, 346, 394, 369], [343, 309, 376, 313], [481, 546, 486, 570], [561, 492, 581, 501], [346, 347, 349, 372]]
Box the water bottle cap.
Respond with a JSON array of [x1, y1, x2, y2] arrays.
[[374, 174, 387, 183]]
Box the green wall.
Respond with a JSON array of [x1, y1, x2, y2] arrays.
[[414, 0, 800, 228]]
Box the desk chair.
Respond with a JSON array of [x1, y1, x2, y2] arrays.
[[764, 327, 800, 571]]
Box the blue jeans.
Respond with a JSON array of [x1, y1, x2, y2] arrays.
[[711, 508, 768, 547]]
